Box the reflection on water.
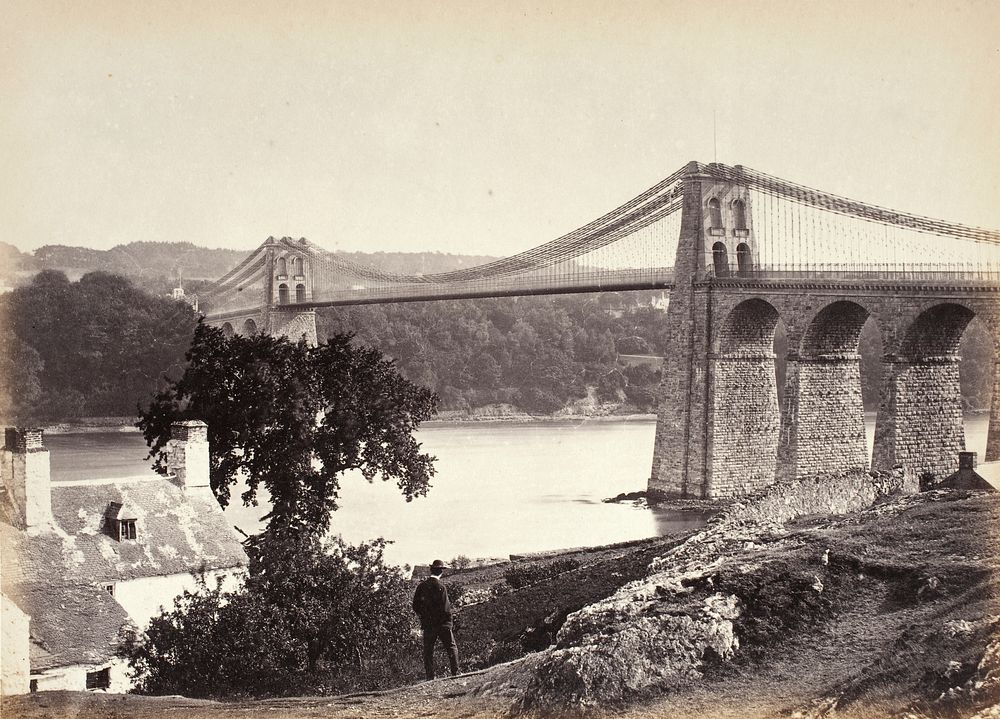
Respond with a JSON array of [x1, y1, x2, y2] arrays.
[[44, 414, 990, 567]]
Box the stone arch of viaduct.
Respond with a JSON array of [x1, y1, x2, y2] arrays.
[[652, 282, 1000, 498], [212, 309, 316, 344]]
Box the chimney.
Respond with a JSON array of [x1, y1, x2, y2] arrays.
[[165, 420, 210, 491], [2, 428, 53, 531]]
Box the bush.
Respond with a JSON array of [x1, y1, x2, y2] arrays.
[[596, 369, 627, 403], [624, 384, 658, 411], [616, 335, 651, 354], [120, 536, 413, 698], [517, 387, 565, 414]]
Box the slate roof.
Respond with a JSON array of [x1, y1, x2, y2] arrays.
[[8, 582, 131, 670], [940, 464, 999, 492], [3, 477, 247, 586], [1, 475, 247, 671]]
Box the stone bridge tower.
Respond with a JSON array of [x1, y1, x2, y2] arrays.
[[210, 237, 318, 345], [264, 237, 318, 345], [650, 163, 762, 498], [649, 163, 999, 499]]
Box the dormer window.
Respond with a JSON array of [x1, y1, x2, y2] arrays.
[[119, 519, 137, 541], [106, 501, 138, 541]]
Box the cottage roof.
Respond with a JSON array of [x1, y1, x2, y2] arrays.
[[1, 475, 247, 671], [3, 478, 247, 587], [9, 582, 131, 671]]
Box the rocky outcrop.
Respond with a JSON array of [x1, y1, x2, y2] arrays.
[[514, 592, 740, 713], [509, 469, 911, 715]]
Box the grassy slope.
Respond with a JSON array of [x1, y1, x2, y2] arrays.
[[4, 491, 998, 719]]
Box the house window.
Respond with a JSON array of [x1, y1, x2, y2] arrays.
[[295, 283, 306, 303], [103, 583, 115, 597], [119, 519, 137, 541], [30, 679, 38, 693], [291, 256, 303, 276], [86, 667, 111, 690], [278, 283, 289, 305], [275, 256, 287, 277]]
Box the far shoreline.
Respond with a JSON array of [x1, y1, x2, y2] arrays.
[[34, 412, 662, 434], [21, 406, 994, 435]]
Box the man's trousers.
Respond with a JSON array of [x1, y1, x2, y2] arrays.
[[421, 624, 459, 679]]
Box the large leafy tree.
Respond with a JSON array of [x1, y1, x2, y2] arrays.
[[139, 321, 437, 538]]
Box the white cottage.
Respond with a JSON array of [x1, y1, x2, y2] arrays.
[[0, 422, 247, 694]]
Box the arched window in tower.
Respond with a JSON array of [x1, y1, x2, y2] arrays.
[[276, 256, 287, 277], [736, 243, 752, 277], [295, 283, 306, 303], [278, 283, 289, 305], [733, 199, 748, 235], [712, 242, 729, 277], [291, 257, 303, 277], [708, 198, 724, 235]]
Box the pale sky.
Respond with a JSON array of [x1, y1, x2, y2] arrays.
[[3, 0, 999, 258]]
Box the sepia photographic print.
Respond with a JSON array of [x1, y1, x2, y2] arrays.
[[2, 2, 999, 717]]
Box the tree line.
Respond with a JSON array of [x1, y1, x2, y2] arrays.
[[316, 294, 672, 414], [0, 270, 199, 422], [1, 269, 994, 425]]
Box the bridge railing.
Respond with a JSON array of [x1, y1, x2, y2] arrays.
[[711, 263, 1000, 283]]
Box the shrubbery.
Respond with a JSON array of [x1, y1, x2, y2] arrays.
[[120, 536, 415, 698]]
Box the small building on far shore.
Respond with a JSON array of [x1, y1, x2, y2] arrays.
[[1, 422, 247, 694]]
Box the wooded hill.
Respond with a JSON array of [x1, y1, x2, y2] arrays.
[[0, 241, 495, 297], [0, 239, 994, 423]]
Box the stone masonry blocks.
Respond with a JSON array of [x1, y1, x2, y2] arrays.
[[649, 169, 999, 500]]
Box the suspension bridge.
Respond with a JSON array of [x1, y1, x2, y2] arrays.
[[201, 161, 1000, 499]]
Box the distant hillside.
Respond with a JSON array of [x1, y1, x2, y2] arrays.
[[0, 240, 499, 295]]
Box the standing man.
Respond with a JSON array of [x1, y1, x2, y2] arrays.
[[412, 559, 460, 680]]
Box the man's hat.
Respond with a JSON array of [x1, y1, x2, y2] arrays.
[[431, 559, 448, 569]]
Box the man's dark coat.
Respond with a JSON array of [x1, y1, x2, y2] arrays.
[[412, 575, 453, 628]]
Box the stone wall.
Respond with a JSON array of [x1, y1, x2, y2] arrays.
[[784, 356, 868, 480], [268, 309, 317, 346], [114, 568, 244, 631], [988, 361, 1000, 462], [720, 466, 913, 528], [1, 594, 30, 695], [873, 359, 966, 480], [30, 658, 130, 694], [650, 173, 708, 497], [709, 355, 780, 496]]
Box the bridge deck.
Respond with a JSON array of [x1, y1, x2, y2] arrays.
[[206, 268, 1000, 318]]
